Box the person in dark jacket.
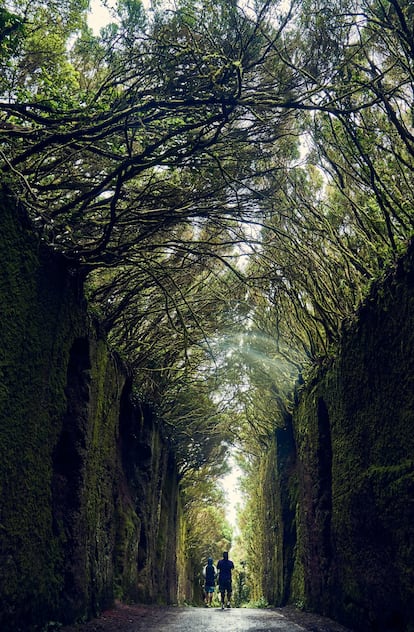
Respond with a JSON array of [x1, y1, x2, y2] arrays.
[[203, 557, 217, 606], [217, 551, 234, 609]]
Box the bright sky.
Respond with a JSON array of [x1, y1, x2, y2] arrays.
[[88, 0, 116, 33]]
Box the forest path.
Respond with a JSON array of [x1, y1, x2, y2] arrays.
[[60, 603, 354, 632]]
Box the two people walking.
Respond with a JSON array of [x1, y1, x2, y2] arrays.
[[203, 551, 234, 609]]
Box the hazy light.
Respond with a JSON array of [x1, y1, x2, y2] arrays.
[[219, 452, 244, 535]]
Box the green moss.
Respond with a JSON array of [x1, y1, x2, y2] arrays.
[[0, 189, 86, 630], [114, 499, 140, 601], [290, 242, 414, 629], [0, 188, 186, 630]]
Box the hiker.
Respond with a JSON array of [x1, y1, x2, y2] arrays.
[[202, 557, 217, 607], [217, 551, 234, 609]]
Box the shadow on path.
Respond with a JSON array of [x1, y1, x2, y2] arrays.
[[60, 603, 354, 632]]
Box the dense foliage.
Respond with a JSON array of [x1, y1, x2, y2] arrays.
[[1, 0, 413, 568]]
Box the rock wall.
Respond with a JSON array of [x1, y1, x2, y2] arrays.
[[253, 422, 298, 607], [290, 247, 414, 630], [0, 188, 185, 631]]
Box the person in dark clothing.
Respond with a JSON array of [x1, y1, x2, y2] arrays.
[[217, 551, 234, 609], [202, 557, 217, 607]]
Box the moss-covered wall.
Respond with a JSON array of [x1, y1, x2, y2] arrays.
[[257, 244, 414, 630], [117, 397, 181, 605], [0, 188, 88, 629], [253, 419, 298, 606], [0, 188, 185, 631], [291, 246, 414, 631]]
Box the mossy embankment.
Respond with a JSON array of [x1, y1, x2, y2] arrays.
[[0, 188, 189, 631], [258, 246, 414, 631]]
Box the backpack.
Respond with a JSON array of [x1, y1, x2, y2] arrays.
[[205, 564, 215, 585]]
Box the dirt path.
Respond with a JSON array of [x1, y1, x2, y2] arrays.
[[60, 603, 354, 632]]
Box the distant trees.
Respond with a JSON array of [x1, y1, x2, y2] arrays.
[[182, 466, 232, 573]]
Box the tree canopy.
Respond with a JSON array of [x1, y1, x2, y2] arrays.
[[1, 0, 414, 554]]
